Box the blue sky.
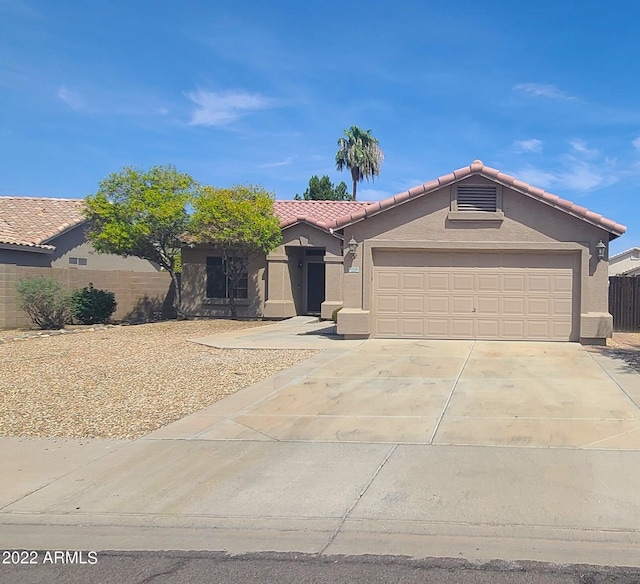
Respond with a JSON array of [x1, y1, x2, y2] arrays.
[[1, 0, 639, 254]]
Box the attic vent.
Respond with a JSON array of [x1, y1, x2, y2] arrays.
[[457, 185, 497, 212]]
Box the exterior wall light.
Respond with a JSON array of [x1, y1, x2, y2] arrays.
[[347, 237, 359, 258], [596, 240, 606, 261]]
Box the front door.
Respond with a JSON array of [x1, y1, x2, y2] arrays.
[[306, 261, 326, 314]]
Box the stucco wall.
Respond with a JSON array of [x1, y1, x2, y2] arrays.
[[339, 177, 614, 340], [0, 264, 173, 329], [181, 246, 266, 318], [609, 251, 640, 276], [0, 224, 160, 272]]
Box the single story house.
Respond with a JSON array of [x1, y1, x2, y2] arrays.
[[0, 196, 171, 328], [182, 159, 626, 344], [608, 247, 640, 276]]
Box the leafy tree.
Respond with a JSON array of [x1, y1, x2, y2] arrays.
[[294, 175, 351, 200], [335, 125, 384, 200], [84, 165, 197, 315], [189, 184, 282, 318]]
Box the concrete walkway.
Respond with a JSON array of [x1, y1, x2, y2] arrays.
[[2, 319, 640, 567]]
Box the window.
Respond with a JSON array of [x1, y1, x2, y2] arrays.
[[69, 257, 87, 266], [631, 249, 640, 261], [206, 257, 248, 299]]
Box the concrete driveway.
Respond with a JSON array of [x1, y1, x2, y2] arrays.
[[3, 319, 640, 566], [151, 329, 640, 449]]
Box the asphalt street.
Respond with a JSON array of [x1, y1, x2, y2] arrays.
[[2, 552, 640, 584]]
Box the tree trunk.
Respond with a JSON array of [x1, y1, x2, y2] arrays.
[[352, 178, 357, 201], [229, 291, 237, 319], [169, 270, 182, 318]]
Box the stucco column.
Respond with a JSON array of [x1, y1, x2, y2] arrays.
[[337, 245, 371, 338], [263, 252, 297, 318], [320, 253, 344, 320]]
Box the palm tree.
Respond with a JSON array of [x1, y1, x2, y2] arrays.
[[335, 125, 384, 200]]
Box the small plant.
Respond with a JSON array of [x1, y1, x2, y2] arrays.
[[15, 277, 72, 329], [70, 283, 117, 325], [331, 306, 342, 323]]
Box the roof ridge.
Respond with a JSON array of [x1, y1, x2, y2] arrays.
[[326, 160, 626, 237]]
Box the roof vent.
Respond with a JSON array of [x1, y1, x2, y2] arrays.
[[457, 185, 497, 212]]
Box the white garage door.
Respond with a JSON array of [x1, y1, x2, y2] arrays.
[[373, 251, 578, 341]]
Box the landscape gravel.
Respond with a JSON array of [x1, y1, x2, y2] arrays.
[[0, 320, 318, 439]]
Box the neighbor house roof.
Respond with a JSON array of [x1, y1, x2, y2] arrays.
[[0, 196, 86, 251], [274, 200, 369, 230], [609, 247, 640, 262], [322, 160, 627, 238]]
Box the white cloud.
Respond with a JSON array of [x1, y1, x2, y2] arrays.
[[515, 159, 618, 193], [513, 138, 543, 153], [632, 136, 640, 150], [569, 139, 598, 158], [259, 156, 295, 169], [57, 85, 86, 111], [358, 188, 391, 201], [514, 83, 575, 100], [186, 89, 272, 126]]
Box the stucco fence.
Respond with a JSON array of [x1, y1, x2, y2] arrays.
[[0, 264, 174, 330]]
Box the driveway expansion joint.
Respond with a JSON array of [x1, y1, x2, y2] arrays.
[[319, 444, 398, 555]]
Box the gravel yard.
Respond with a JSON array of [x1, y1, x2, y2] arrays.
[[0, 320, 318, 439]]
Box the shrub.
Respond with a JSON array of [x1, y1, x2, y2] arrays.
[[70, 283, 117, 324], [331, 306, 342, 323], [15, 277, 72, 329]]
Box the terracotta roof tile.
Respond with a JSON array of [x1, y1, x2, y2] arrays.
[[329, 160, 627, 237], [273, 200, 369, 230], [0, 197, 86, 249]]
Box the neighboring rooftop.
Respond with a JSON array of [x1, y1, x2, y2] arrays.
[[0, 197, 86, 250]]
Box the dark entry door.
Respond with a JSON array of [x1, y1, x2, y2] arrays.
[[306, 262, 326, 313]]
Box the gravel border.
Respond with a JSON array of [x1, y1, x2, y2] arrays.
[[0, 320, 318, 439]]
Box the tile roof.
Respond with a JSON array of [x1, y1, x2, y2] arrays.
[[0, 197, 86, 250], [273, 200, 370, 230], [324, 160, 627, 237]]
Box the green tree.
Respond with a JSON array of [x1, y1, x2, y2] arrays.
[[335, 125, 384, 200], [84, 165, 197, 316], [294, 175, 351, 200], [189, 184, 281, 318]]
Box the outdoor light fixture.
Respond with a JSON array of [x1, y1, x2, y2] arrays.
[[596, 240, 606, 262], [347, 237, 359, 258]]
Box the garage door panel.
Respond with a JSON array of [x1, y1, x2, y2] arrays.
[[477, 297, 500, 315], [401, 295, 425, 313], [503, 274, 526, 292], [402, 272, 425, 290], [451, 319, 474, 337], [478, 274, 500, 292], [502, 297, 525, 315], [477, 319, 500, 338], [427, 296, 449, 314], [528, 274, 552, 293], [373, 252, 577, 341], [502, 320, 526, 339], [427, 273, 449, 291], [553, 275, 573, 293], [377, 272, 400, 291], [426, 319, 449, 336], [452, 273, 474, 291], [527, 297, 551, 316], [401, 319, 424, 337], [452, 296, 474, 314], [552, 298, 572, 316], [376, 295, 400, 313]]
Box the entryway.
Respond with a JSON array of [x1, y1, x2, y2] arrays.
[[304, 248, 325, 315]]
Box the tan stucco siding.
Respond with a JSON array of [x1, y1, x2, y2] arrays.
[[339, 180, 613, 341], [181, 246, 266, 318]]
